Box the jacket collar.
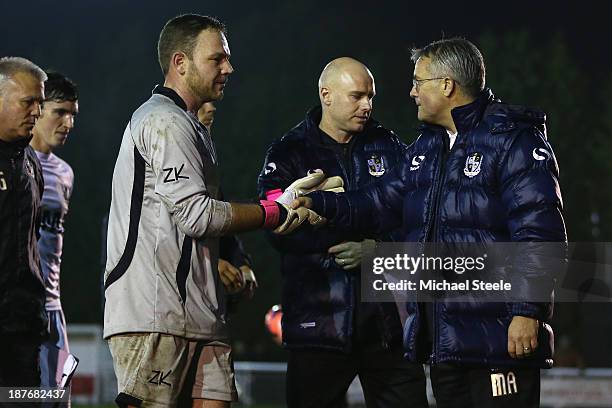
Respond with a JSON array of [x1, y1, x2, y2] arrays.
[[0, 137, 31, 158], [450, 88, 495, 134], [152, 85, 188, 111], [303, 106, 323, 138]]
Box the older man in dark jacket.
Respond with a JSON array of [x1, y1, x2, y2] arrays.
[[0, 57, 48, 387], [300, 39, 566, 408], [259, 57, 428, 408]]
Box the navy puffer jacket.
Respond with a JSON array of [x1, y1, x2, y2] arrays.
[[310, 89, 567, 367], [258, 107, 407, 352]]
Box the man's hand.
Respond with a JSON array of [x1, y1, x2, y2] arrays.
[[240, 265, 258, 300], [276, 171, 344, 206], [218, 258, 245, 295], [508, 316, 539, 359], [269, 171, 343, 234], [328, 239, 376, 270], [273, 203, 325, 234], [291, 196, 313, 209], [219, 259, 258, 299]]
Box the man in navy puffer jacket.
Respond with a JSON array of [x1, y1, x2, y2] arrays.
[[258, 58, 428, 408], [299, 39, 567, 408]]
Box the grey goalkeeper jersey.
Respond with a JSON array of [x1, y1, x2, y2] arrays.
[[104, 88, 233, 340], [35, 151, 74, 311]]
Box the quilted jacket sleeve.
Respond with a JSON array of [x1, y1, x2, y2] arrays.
[[499, 125, 567, 320], [309, 143, 412, 236]]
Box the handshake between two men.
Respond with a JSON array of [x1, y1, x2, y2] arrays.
[[271, 170, 342, 234]]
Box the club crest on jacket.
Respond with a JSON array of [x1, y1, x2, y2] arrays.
[[464, 152, 483, 178], [367, 155, 385, 177]]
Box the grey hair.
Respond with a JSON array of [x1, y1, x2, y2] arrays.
[[411, 38, 485, 98], [0, 57, 47, 94]]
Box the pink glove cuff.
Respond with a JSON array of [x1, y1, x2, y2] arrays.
[[260, 200, 280, 229], [265, 189, 283, 201]]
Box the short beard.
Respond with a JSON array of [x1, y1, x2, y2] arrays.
[[185, 69, 208, 107]]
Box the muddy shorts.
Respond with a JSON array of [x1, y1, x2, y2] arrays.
[[108, 333, 237, 407]]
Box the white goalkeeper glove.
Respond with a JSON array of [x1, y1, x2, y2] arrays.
[[261, 170, 341, 234], [275, 170, 344, 206], [274, 204, 326, 234]]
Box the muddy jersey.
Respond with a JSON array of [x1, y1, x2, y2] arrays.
[[104, 87, 233, 340]]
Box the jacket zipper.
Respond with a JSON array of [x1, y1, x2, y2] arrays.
[[11, 157, 20, 274], [347, 139, 361, 352], [426, 132, 450, 364], [427, 134, 450, 242], [325, 143, 354, 352], [330, 137, 372, 352], [346, 138, 357, 188]]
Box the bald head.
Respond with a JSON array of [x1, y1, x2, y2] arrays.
[[318, 57, 374, 93], [317, 58, 376, 142]]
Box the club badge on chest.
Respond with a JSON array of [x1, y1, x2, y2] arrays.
[[464, 152, 483, 178], [367, 155, 385, 177]]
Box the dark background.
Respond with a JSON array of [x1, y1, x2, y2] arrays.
[[1, 0, 611, 364]]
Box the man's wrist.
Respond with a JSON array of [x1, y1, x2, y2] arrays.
[[259, 200, 287, 229], [509, 302, 544, 320], [308, 191, 329, 219]]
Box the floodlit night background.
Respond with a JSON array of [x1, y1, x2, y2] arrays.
[[2, 0, 611, 372]]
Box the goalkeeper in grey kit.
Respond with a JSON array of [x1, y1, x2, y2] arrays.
[[103, 14, 334, 408]]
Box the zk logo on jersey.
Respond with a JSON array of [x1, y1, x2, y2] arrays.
[[367, 155, 385, 177], [162, 164, 189, 183], [464, 152, 483, 178], [148, 370, 172, 387], [410, 155, 425, 171], [490, 371, 518, 397]]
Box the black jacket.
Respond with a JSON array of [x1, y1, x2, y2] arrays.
[[258, 107, 408, 352], [0, 138, 47, 337]]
